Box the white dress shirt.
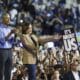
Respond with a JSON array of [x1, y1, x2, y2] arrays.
[[0, 24, 14, 49], [72, 71, 80, 80]]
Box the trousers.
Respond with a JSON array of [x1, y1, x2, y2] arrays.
[[0, 49, 12, 80], [25, 64, 36, 80]]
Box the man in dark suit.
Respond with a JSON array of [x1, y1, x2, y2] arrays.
[[63, 58, 80, 80]]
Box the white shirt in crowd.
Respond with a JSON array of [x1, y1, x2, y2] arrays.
[[72, 71, 80, 80]]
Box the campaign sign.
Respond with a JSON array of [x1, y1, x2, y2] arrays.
[[63, 28, 78, 52]]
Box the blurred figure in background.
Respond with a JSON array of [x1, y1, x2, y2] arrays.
[[63, 57, 80, 80], [51, 70, 62, 80]]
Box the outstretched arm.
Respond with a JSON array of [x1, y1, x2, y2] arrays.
[[38, 34, 62, 44]]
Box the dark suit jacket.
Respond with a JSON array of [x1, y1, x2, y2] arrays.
[[63, 71, 80, 80]]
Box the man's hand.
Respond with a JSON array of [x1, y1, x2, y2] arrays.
[[11, 28, 17, 33], [5, 28, 16, 40]]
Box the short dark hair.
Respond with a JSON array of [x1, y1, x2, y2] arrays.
[[2, 13, 10, 19], [22, 22, 31, 34]]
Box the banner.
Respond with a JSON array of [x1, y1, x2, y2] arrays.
[[63, 28, 79, 52]]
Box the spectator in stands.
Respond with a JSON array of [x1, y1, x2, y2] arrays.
[[63, 57, 80, 80], [51, 70, 62, 80]]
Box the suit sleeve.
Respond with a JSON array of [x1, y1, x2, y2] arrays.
[[63, 73, 69, 80]]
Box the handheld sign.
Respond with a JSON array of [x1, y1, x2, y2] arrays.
[[63, 28, 79, 52]]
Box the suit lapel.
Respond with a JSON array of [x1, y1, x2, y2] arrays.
[[78, 71, 80, 79], [70, 71, 75, 80], [70, 71, 80, 80]]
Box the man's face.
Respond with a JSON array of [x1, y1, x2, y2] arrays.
[[26, 24, 32, 34], [3, 14, 10, 25], [71, 60, 79, 71]]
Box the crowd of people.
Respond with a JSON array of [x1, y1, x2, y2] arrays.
[[0, 0, 80, 80]]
